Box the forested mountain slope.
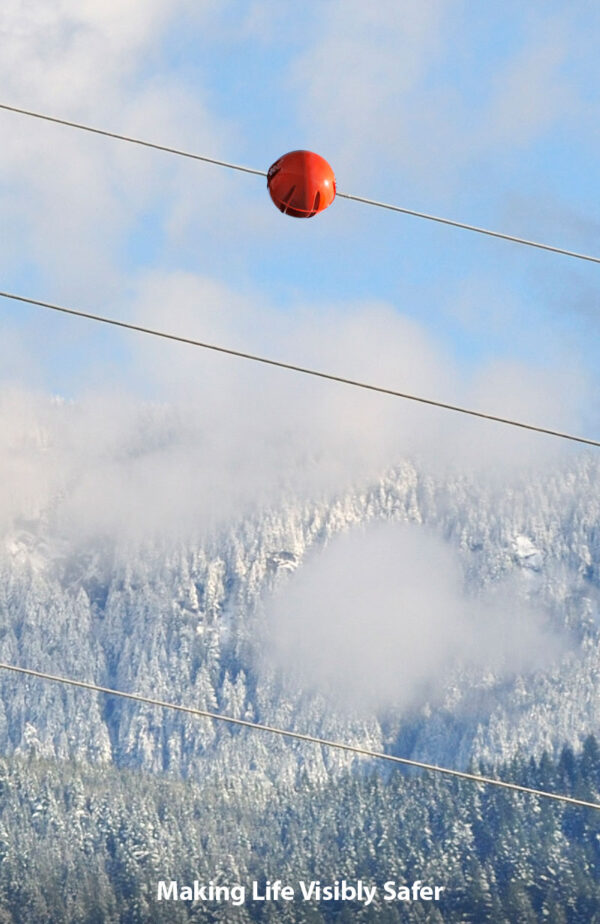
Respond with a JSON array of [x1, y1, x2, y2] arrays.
[[0, 741, 599, 922], [0, 454, 599, 781]]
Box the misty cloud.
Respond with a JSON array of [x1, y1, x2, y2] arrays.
[[260, 522, 564, 712], [0, 266, 589, 549]]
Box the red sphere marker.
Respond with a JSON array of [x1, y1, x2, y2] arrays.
[[267, 150, 336, 218]]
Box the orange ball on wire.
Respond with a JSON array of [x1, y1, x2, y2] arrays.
[[267, 150, 336, 218]]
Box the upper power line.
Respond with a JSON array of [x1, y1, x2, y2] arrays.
[[0, 103, 266, 178], [335, 190, 600, 264], [1, 660, 598, 812], [1, 288, 599, 449], [2, 101, 600, 265]]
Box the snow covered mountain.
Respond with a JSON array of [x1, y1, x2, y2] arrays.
[[1, 452, 599, 784]]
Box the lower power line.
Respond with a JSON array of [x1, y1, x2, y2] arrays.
[[0, 660, 598, 811]]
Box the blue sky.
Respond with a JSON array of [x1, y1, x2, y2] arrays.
[[0, 0, 599, 438]]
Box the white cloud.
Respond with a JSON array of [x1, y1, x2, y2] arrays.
[[482, 27, 574, 148], [441, 358, 591, 477], [290, 0, 449, 185], [260, 522, 563, 712], [0, 0, 239, 295], [0, 0, 213, 108], [288, 2, 588, 200], [0, 269, 588, 546]]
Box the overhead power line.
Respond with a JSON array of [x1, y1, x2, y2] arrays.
[[335, 190, 600, 264], [0, 102, 266, 178], [1, 660, 598, 811], [2, 101, 599, 265], [1, 288, 599, 449]]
